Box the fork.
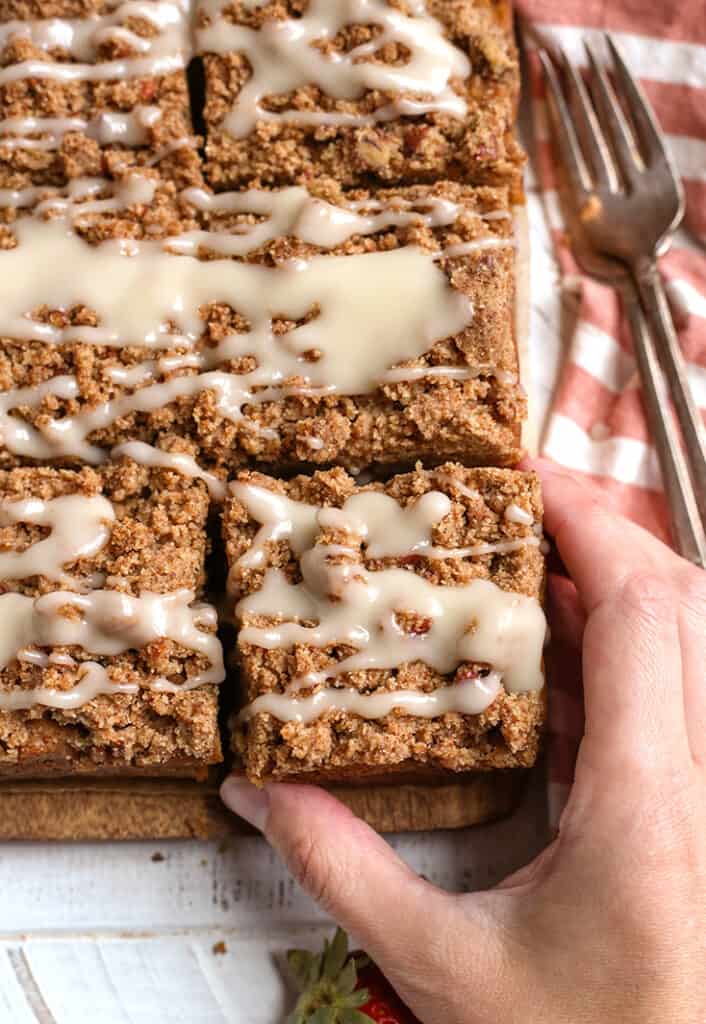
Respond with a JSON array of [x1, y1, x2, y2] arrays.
[[539, 38, 706, 568]]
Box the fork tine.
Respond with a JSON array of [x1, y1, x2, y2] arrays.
[[604, 35, 671, 170], [585, 41, 641, 187], [538, 49, 591, 195], [559, 48, 617, 191]]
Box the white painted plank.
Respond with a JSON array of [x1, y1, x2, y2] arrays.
[[0, 778, 547, 939], [22, 942, 132, 1024], [0, 949, 39, 1024]]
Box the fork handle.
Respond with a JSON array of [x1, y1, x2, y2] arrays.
[[620, 283, 706, 568], [633, 260, 706, 526]]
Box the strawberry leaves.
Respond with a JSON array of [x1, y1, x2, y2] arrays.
[[286, 929, 373, 1024], [323, 926, 349, 980]]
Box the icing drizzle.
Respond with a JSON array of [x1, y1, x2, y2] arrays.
[[0, 485, 224, 709], [232, 479, 546, 724], [0, 0, 192, 84], [0, 198, 474, 462], [197, 0, 471, 137], [0, 589, 224, 710]]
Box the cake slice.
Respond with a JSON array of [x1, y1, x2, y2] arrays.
[[0, 179, 523, 473], [197, 0, 525, 199], [0, 456, 224, 775], [0, 0, 202, 194], [224, 462, 546, 785]]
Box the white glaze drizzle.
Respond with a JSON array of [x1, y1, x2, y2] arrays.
[[230, 480, 539, 581], [143, 133, 198, 166], [0, 210, 470, 349], [0, 0, 191, 84], [0, 177, 101, 210], [0, 213, 472, 461], [505, 502, 533, 526], [239, 672, 503, 724], [0, 173, 160, 223], [377, 365, 507, 386], [230, 483, 320, 572], [233, 475, 545, 723], [437, 237, 515, 259], [24, 174, 158, 222], [0, 106, 162, 151], [175, 185, 485, 256], [303, 435, 325, 451], [1, 656, 139, 709], [238, 563, 546, 696], [196, 0, 470, 137], [0, 588, 225, 709], [319, 491, 540, 560], [0, 51, 185, 87], [436, 474, 481, 501], [0, 494, 115, 586], [111, 440, 227, 501]]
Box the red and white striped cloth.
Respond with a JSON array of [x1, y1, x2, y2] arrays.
[[516, 1, 706, 823]]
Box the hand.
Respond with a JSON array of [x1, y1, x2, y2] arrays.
[[221, 460, 706, 1024]]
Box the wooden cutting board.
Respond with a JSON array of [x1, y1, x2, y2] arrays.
[[0, 771, 528, 839]]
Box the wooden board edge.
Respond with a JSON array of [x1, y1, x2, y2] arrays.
[[0, 771, 528, 840]]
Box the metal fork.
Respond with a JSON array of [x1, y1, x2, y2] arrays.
[[539, 39, 706, 568]]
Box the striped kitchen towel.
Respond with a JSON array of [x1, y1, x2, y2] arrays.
[[516, 1, 706, 823]]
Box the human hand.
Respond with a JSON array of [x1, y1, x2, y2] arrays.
[[221, 460, 706, 1024]]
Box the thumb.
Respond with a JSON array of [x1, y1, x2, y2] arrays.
[[220, 776, 449, 966]]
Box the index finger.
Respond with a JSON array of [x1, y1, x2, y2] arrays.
[[525, 458, 680, 613]]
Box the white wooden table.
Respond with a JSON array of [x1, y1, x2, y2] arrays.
[[0, 137, 566, 1022]]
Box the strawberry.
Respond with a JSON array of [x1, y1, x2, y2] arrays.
[[286, 928, 421, 1024], [355, 960, 421, 1024]]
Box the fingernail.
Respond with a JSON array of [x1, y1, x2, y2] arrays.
[[220, 777, 270, 832]]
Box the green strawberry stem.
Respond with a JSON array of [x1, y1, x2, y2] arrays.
[[286, 928, 374, 1024]]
